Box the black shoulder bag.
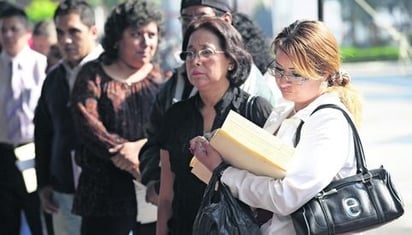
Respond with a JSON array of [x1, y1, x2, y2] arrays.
[[292, 104, 404, 235], [193, 163, 262, 235]]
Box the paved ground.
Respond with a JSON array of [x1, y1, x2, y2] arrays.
[[344, 61, 412, 234]]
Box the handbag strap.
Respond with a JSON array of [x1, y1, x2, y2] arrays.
[[295, 104, 368, 174], [198, 162, 230, 207], [294, 121, 304, 147], [244, 95, 256, 120]]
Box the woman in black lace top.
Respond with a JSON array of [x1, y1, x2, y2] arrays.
[[70, 0, 164, 234]]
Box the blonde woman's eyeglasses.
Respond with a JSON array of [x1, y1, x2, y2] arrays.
[[267, 63, 308, 85]]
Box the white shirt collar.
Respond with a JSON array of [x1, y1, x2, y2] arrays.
[[294, 92, 342, 123], [1, 45, 35, 64], [263, 92, 343, 134], [62, 44, 104, 72], [62, 44, 104, 91]]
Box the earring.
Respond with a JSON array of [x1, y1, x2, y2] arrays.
[[228, 65, 233, 71]]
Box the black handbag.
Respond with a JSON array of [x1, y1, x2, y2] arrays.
[[291, 104, 404, 235], [193, 163, 261, 235]]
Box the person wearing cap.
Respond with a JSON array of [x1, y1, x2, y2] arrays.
[[178, 0, 278, 104], [139, 0, 279, 212]]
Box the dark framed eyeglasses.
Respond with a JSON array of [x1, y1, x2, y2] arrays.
[[180, 48, 225, 61]]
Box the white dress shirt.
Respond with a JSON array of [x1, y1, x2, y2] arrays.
[[221, 92, 358, 235], [0, 46, 47, 145]]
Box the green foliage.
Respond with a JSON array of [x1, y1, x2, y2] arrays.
[[341, 46, 400, 62], [25, 0, 58, 22]]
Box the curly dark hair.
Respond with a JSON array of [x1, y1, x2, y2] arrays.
[[100, 0, 164, 64], [181, 18, 252, 87], [232, 12, 273, 74]]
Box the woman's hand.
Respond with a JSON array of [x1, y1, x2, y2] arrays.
[[39, 186, 59, 214], [146, 180, 159, 205], [190, 136, 223, 172], [110, 139, 147, 179]]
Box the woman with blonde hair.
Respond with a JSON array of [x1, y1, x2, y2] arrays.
[[191, 19, 363, 234]]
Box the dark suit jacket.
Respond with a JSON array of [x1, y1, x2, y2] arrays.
[[34, 63, 78, 193]]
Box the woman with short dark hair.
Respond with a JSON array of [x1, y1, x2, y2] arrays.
[[70, 0, 164, 234], [157, 17, 273, 235]]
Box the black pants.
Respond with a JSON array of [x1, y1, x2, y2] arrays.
[[44, 211, 54, 235], [81, 215, 156, 235], [134, 221, 156, 235], [0, 143, 44, 235], [81, 215, 135, 235]]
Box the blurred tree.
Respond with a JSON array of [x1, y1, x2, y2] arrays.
[[340, 0, 411, 47], [253, 1, 273, 39], [25, 0, 58, 22], [341, 0, 371, 46]]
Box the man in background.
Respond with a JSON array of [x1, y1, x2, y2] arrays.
[[0, 5, 47, 235], [32, 20, 57, 57], [31, 20, 62, 72], [34, 0, 103, 234]]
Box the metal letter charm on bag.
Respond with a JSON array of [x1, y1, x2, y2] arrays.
[[291, 104, 404, 235]]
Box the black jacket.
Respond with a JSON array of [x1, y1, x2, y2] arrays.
[[139, 65, 191, 187], [34, 63, 78, 193]]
